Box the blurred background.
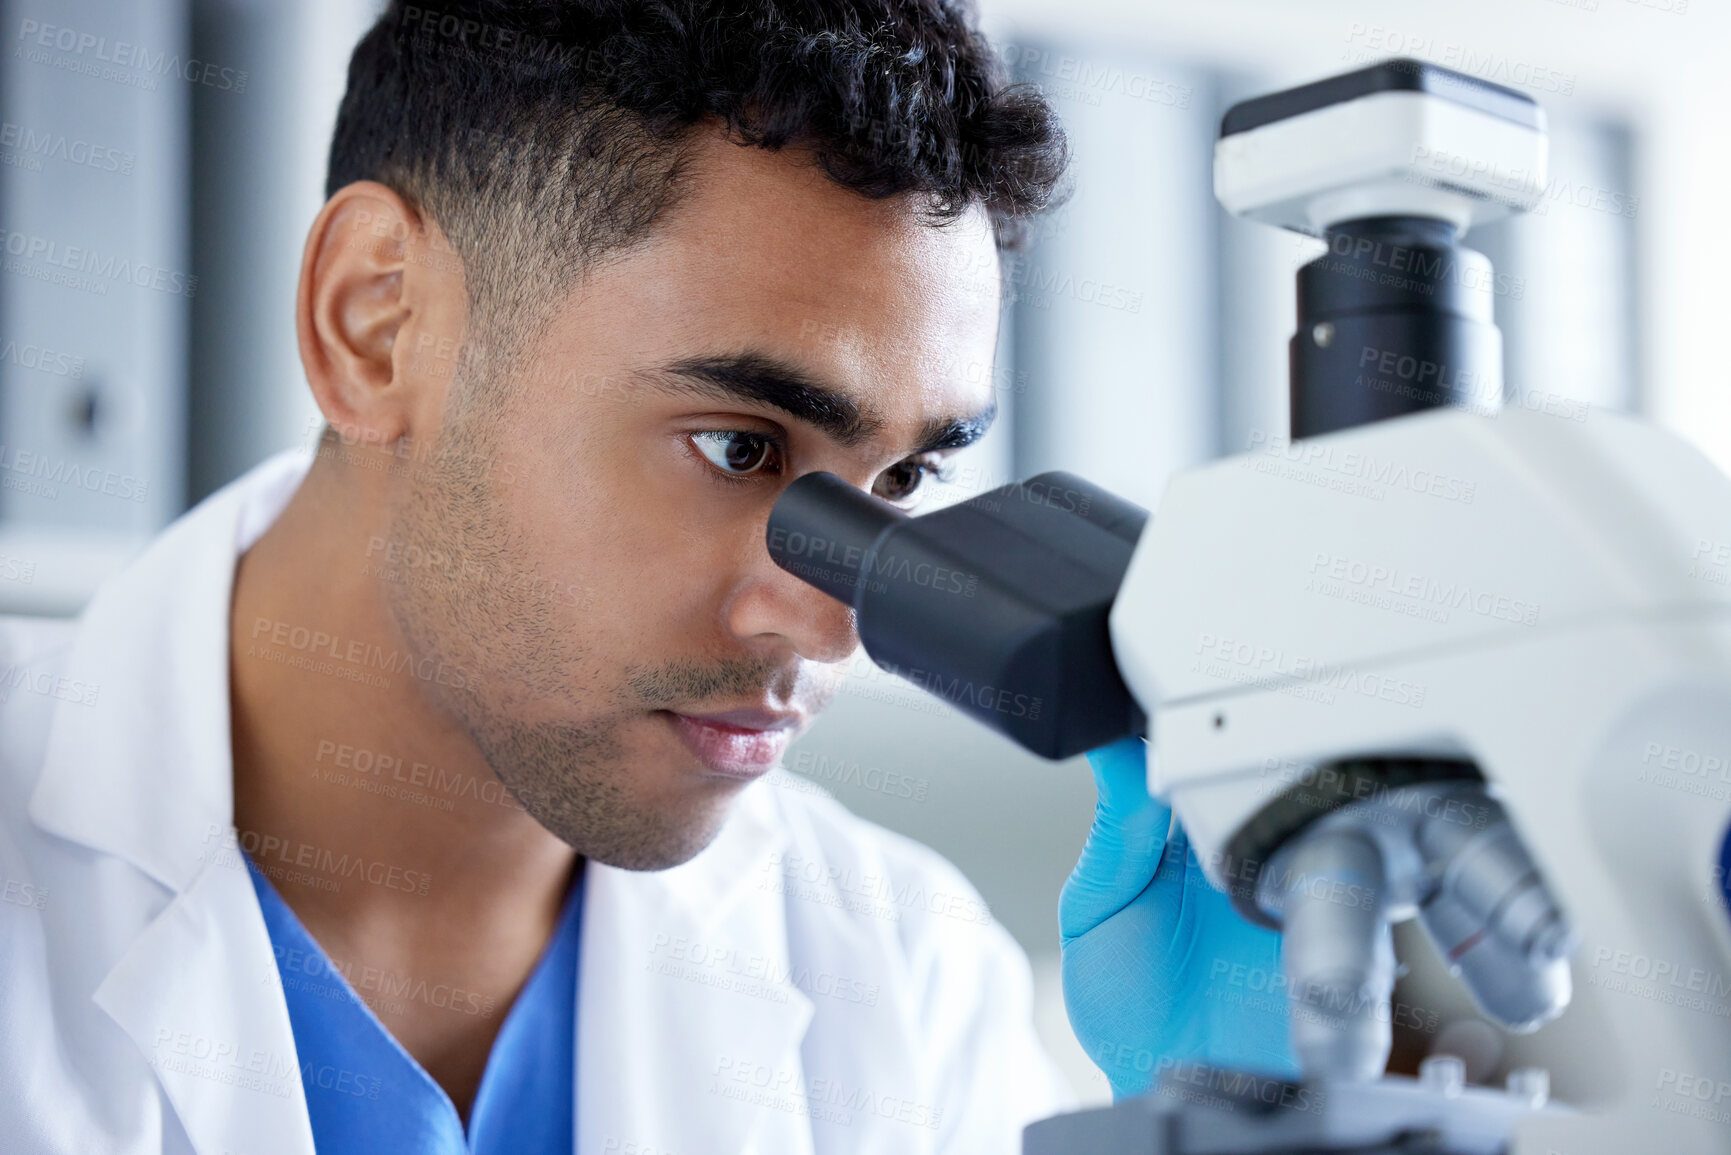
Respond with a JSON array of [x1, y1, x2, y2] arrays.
[[0, 0, 1719, 1107]]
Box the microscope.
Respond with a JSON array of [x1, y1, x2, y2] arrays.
[[766, 58, 1731, 1153]]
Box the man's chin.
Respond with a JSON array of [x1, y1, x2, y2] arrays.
[[528, 761, 744, 872], [577, 797, 736, 872], [469, 712, 749, 872]]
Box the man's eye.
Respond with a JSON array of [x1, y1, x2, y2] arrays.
[[691, 431, 781, 476], [873, 459, 943, 505]]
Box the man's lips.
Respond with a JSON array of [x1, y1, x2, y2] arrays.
[[680, 706, 802, 732], [660, 707, 801, 780]]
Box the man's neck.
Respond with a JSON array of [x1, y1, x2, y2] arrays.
[[227, 456, 578, 1113]]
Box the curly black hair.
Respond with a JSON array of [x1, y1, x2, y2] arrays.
[[327, 0, 1068, 348]]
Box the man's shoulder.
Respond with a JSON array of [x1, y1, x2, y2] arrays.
[[755, 768, 974, 886], [744, 765, 1067, 1125], [751, 767, 1002, 944]]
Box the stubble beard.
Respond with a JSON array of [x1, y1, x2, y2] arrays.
[[379, 376, 816, 870]]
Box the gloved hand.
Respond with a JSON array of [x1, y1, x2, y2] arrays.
[[1060, 735, 1298, 1099]]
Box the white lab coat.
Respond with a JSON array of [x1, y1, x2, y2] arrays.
[[0, 450, 1073, 1154]]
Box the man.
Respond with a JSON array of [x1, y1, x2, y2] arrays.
[[0, 2, 1288, 1151]]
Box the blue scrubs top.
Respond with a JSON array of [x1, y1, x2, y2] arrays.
[[246, 855, 582, 1154]]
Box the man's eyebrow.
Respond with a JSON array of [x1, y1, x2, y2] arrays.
[[652, 353, 886, 447], [649, 351, 997, 455], [912, 400, 997, 454]]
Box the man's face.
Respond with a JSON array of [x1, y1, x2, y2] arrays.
[[385, 133, 1002, 870]]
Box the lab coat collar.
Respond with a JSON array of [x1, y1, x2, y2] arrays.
[[29, 449, 313, 890], [92, 847, 318, 1154], [29, 450, 319, 1155]]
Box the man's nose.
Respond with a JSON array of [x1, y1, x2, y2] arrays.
[[723, 543, 861, 665]]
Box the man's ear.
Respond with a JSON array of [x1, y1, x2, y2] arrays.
[[296, 181, 457, 451]]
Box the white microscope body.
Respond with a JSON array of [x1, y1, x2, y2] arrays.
[[1113, 401, 1731, 1153], [1102, 59, 1731, 1155]]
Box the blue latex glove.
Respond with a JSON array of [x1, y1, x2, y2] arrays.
[[1060, 736, 1298, 1099]]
